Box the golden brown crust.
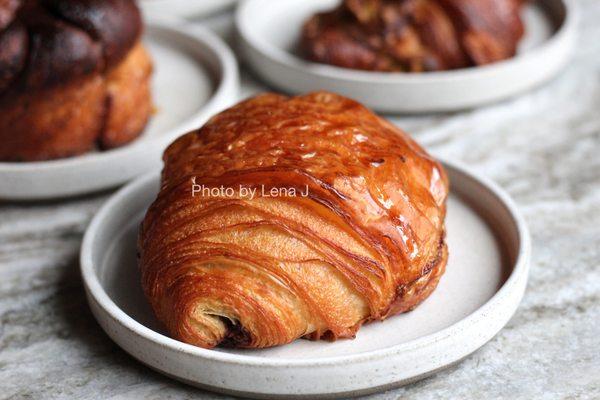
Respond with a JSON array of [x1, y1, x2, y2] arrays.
[[138, 92, 450, 349], [301, 0, 525, 72], [0, 0, 150, 161], [0, 74, 104, 161], [100, 43, 153, 150], [0, 41, 152, 161]]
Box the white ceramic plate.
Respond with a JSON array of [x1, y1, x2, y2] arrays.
[[81, 159, 531, 398], [236, 0, 577, 113], [140, 0, 237, 20], [0, 20, 239, 201]]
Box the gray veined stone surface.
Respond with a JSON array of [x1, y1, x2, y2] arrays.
[[1, 0, 599, 398]]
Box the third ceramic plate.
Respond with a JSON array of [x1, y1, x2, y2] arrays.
[[236, 0, 577, 113]]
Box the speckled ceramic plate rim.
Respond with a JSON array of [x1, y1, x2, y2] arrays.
[[80, 157, 531, 369], [0, 18, 239, 200]]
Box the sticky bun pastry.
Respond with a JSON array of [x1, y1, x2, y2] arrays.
[[0, 0, 152, 161], [301, 0, 525, 72], [138, 92, 449, 349]]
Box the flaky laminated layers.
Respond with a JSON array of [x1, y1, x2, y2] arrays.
[[139, 92, 449, 349]]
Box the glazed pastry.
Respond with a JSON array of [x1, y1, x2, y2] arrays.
[[138, 92, 449, 349], [301, 0, 525, 72], [0, 0, 152, 161]]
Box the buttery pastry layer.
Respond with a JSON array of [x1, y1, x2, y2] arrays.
[[138, 92, 450, 349]]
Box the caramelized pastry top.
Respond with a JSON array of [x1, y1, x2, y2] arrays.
[[0, 0, 142, 95], [139, 92, 449, 348], [301, 0, 525, 72], [159, 92, 448, 274]]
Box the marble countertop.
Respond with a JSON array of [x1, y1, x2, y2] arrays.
[[1, 1, 599, 399]]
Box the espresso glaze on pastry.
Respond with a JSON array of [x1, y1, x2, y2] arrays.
[[0, 0, 152, 161], [301, 0, 525, 72], [138, 92, 449, 349]]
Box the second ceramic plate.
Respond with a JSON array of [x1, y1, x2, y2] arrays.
[[140, 0, 237, 20], [237, 0, 577, 113], [0, 20, 239, 200], [81, 159, 531, 398]]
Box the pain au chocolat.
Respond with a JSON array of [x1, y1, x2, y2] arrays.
[[0, 0, 152, 161], [138, 92, 449, 349], [301, 0, 525, 72]]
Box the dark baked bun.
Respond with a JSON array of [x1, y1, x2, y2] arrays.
[[0, 0, 153, 161], [301, 0, 525, 72]]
